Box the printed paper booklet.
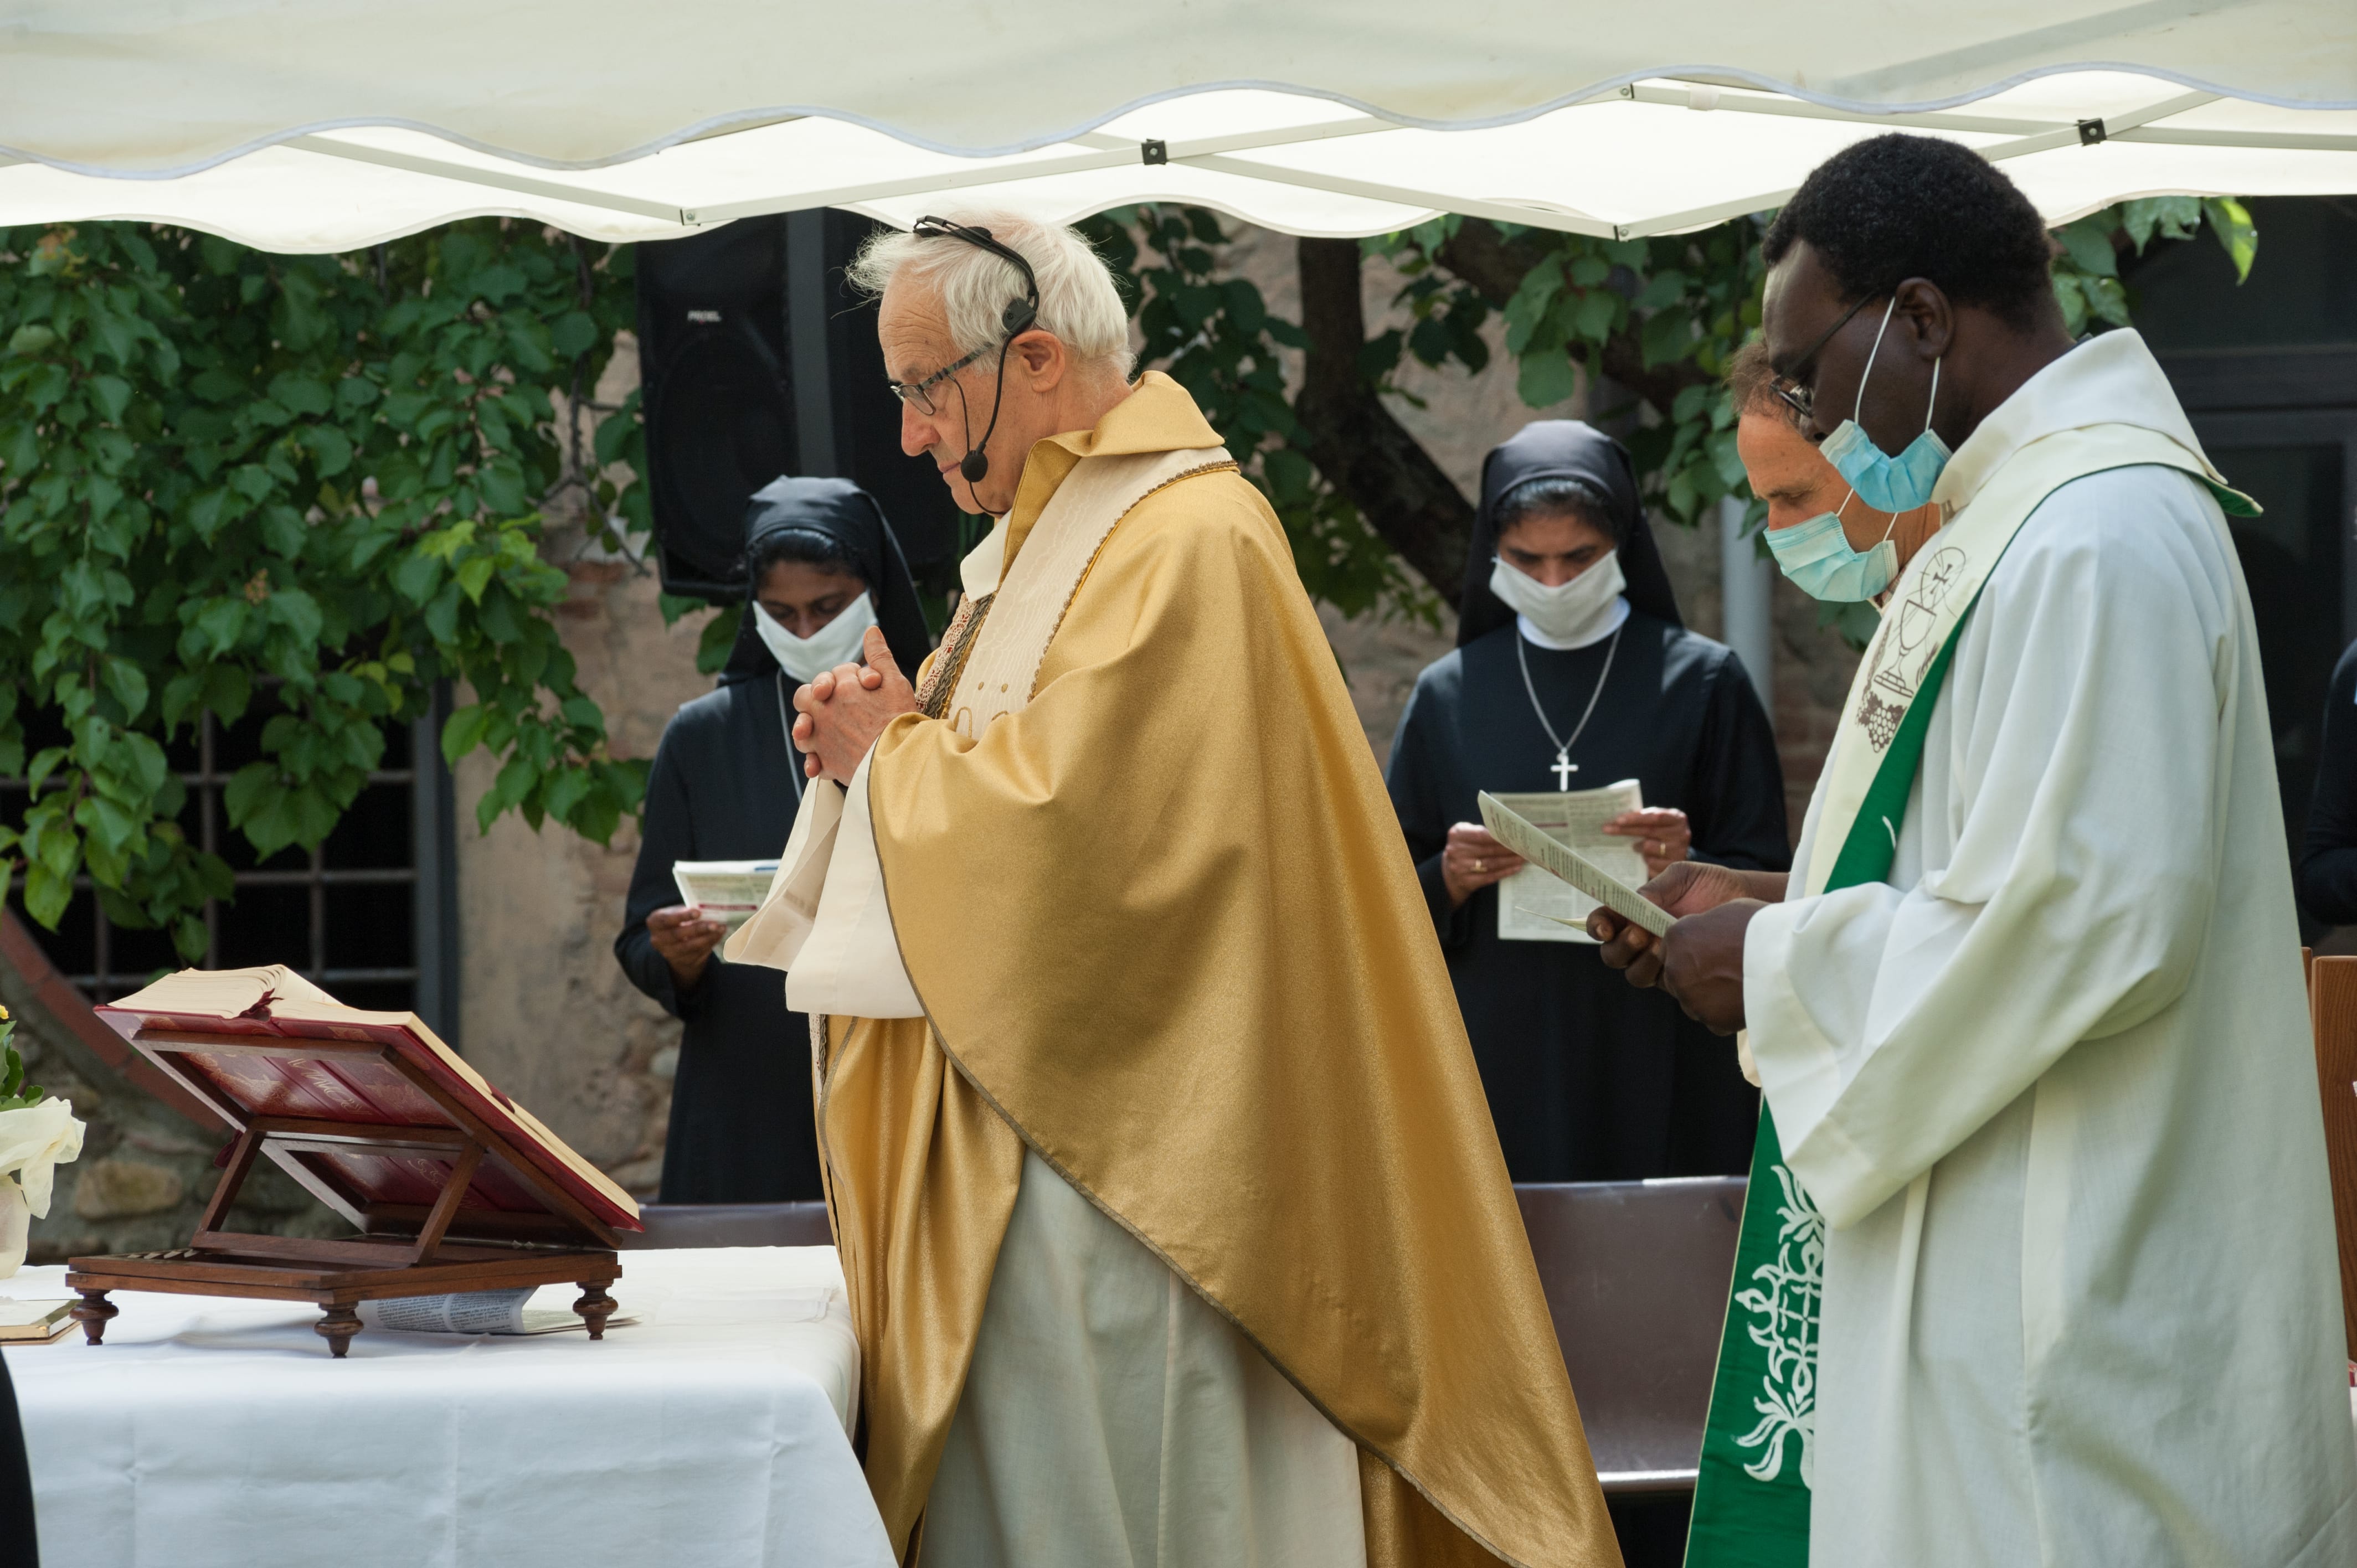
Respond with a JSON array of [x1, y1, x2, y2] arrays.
[[672, 860, 782, 930], [1479, 784, 1672, 942]]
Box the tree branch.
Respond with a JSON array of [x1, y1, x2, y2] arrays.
[[1293, 238, 1474, 597]]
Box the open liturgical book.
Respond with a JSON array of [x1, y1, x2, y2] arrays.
[[64, 966, 640, 1356]]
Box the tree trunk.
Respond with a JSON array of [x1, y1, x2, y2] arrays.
[[1293, 237, 1475, 599]]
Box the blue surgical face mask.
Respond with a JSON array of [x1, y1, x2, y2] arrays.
[[1818, 296, 1949, 514], [1764, 489, 1898, 602]]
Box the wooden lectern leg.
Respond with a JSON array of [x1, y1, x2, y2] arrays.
[[70, 1289, 117, 1345], [573, 1281, 617, 1340], [316, 1304, 363, 1358]]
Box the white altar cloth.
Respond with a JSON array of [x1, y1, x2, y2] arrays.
[[7, 1245, 892, 1568]]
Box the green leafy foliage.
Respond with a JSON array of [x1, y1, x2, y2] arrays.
[[2049, 197, 2257, 336], [1069, 192, 2258, 661], [1077, 207, 1436, 623], [661, 594, 746, 678], [1369, 216, 1764, 529], [0, 221, 650, 956], [1369, 198, 2256, 548], [0, 1007, 39, 1112]]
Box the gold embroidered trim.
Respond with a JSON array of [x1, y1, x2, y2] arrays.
[[916, 591, 994, 720]]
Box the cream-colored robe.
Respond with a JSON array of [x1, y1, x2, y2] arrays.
[[1746, 334, 2357, 1565], [919, 1149, 1367, 1568]]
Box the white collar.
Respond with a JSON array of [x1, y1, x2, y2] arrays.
[[1932, 329, 2223, 512], [1517, 597, 1629, 652], [960, 516, 1011, 598]]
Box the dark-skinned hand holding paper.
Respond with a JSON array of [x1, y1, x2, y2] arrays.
[[1585, 863, 1786, 1035]]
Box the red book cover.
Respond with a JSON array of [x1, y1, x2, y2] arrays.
[[97, 966, 641, 1234]]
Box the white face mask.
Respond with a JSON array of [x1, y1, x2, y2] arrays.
[[1489, 550, 1627, 646], [755, 591, 878, 683]]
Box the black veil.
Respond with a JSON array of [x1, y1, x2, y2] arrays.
[[717, 476, 933, 685], [1455, 421, 1682, 648]]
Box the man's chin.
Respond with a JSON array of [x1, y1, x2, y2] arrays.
[[936, 463, 994, 513]]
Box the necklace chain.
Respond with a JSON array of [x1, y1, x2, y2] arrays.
[[1516, 622, 1623, 777]]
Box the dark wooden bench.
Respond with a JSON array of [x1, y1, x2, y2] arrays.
[[620, 1200, 833, 1250]]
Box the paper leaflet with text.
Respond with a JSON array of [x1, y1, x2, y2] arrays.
[[1480, 781, 1665, 942], [672, 860, 782, 930]]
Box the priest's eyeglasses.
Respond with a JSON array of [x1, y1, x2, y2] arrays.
[[1772, 292, 1880, 422], [887, 350, 987, 417]]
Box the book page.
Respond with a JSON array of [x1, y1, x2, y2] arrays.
[[672, 860, 782, 930], [1491, 780, 1647, 944]]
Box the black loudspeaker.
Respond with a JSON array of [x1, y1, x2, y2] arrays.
[[636, 212, 962, 602]]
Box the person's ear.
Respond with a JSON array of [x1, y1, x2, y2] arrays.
[[1894, 277, 1954, 362], [1015, 329, 1064, 390]]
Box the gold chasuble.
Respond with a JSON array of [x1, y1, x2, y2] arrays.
[[732, 374, 1614, 1567]]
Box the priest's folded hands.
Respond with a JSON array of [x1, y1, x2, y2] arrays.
[[790, 626, 919, 783], [1586, 861, 1788, 1035]]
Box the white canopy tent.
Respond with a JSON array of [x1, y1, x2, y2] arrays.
[[0, 3, 2351, 251]]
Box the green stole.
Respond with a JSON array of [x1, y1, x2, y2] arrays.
[[1680, 426, 2255, 1568]]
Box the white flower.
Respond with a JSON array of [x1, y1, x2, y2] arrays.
[[0, 1097, 86, 1277]]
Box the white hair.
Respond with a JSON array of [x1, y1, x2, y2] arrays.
[[847, 211, 1134, 380]]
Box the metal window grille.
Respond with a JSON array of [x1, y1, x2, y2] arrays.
[[1, 689, 460, 1042]]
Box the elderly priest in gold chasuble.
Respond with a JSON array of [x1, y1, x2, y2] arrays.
[[727, 213, 1617, 1568]]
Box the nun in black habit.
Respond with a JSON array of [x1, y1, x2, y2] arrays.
[[1385, 421, 1789, 1182], [616, 477, 931, 1203]]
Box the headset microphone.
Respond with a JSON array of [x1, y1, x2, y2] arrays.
[[912, 217, 1041, 489]]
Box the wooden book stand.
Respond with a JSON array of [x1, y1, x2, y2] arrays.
[[66, 969, 641, 1357]]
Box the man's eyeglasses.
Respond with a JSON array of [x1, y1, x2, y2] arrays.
[[887, 349, 988, 417], [886, 215, 1045, 423], [1772, 292, 1879, 422]]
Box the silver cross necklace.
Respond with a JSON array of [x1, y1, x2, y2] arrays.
[[1516, 621, 1624, 790]]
